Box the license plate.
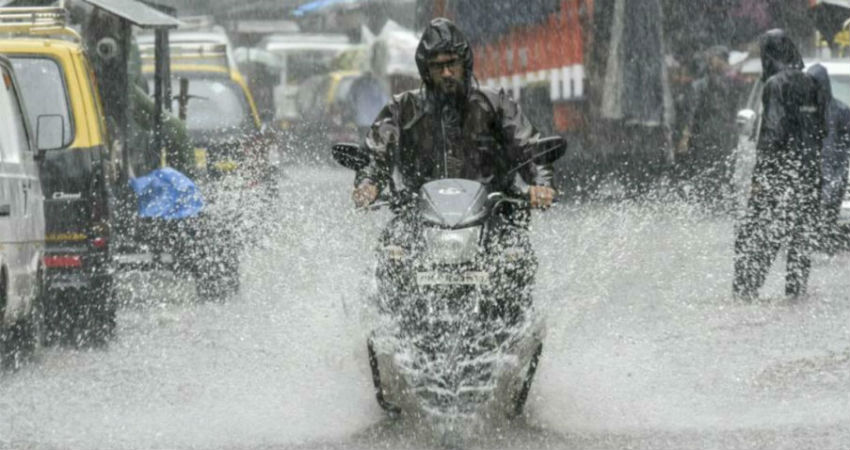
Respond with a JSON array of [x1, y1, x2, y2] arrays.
[[416, 271, 489, 286], [115, 253, 154, 265]]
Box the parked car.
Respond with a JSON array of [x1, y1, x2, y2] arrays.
[[736, 58, 850, 247], [0, 55, 45, 368], [0, 9, 118, 343]]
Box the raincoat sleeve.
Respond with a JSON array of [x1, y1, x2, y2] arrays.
[[495, 89, 553, 188], [756, 79, 787, 155], [356, 95, 402, 190]]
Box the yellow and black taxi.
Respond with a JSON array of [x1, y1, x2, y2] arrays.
[[136, 36, 269, 189], [0, 7, 117, 341]]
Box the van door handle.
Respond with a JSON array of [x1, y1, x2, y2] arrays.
[[0, 204, 10, 216]]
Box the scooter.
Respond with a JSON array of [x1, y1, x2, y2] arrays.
[[332, 137, 565, 421]]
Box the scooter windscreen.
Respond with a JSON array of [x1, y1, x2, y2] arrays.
[[418, 179, 490, 228]]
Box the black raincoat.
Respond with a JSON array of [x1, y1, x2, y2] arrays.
[[355, 18, 553, 198], [808, 63, 850, 250], [359, 19, 549, 312], [733, 30, 827, 298]]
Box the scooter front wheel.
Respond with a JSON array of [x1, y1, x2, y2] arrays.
[[511, 342, 543, 418], [367, 339, 401, 416]]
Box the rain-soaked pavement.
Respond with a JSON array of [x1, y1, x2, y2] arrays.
[[1, 165, 849, 450]]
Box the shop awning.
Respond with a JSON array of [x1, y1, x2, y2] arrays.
[[81, 0, 181, 28], [292, 0, 361, 17]]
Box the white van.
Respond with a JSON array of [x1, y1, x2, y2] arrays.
[[0, 54, 45, 369]]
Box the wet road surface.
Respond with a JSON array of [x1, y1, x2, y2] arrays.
[[1, 166, 849, 450]]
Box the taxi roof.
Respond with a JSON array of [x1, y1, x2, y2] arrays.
[[0, 36, 82, 54], [142, 63, 230, 76]]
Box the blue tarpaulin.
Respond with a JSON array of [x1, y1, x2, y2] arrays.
[[130, 167, 204, 220], [292, 0, 361, 17]]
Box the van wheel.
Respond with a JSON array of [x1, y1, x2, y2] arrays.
[[11, 269, 47, 363], [0, 279, 41, 370]]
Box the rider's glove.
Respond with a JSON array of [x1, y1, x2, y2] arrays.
[[352, 181, 379, 208], [529, 186, 556, 209]]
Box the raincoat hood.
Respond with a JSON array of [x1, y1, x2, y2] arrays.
[[760, 29, 804, 81], [415, 18, 474, 92], [807, 63, 832, 98]]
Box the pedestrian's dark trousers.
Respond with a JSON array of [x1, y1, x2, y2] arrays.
[[733, 157, 821, 297]]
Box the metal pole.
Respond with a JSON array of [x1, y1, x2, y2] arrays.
[[178, 77, 188, 121], [153, 27, 168, 162], [117, 19, 131, 182], [161, 28, 172, 113]]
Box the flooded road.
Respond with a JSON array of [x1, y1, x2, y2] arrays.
[[1, 166, 849, 450]]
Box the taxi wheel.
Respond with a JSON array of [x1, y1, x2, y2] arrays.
[[85, 301, 116, 347], [57, 288, 116, 348], [192, 219, 240, 302], [194, 257, 239, 302]]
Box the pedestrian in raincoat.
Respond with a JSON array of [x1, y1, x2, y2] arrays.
[[807, 64, 850, 253], [677, 45, 747, 204], [733, 29, 827, 299]]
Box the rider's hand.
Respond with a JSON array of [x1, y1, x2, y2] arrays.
[[352, 181, 379, 208], [529, 186, 556, 209]]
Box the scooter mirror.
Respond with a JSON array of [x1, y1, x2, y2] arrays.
[[332, 143, 371, 171], [532, 136, 567, 165]]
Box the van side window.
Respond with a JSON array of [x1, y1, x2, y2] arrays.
[[0, 67, 26, 162], [10, 57, 73, 149]]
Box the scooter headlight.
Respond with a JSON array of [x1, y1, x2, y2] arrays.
[[423, 226, 481, 264]]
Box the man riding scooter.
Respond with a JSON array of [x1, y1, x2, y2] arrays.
[[342, 18, 563, 418], [352, 20, 557, 306], [353, 18, 555, 211]]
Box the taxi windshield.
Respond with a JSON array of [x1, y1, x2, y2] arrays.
[[158, 77, 249, 131], [10, 57, 74, 149]]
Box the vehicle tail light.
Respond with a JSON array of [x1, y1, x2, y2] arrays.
[[43, 255, 83, 269], [91, 237, 108, 249]]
